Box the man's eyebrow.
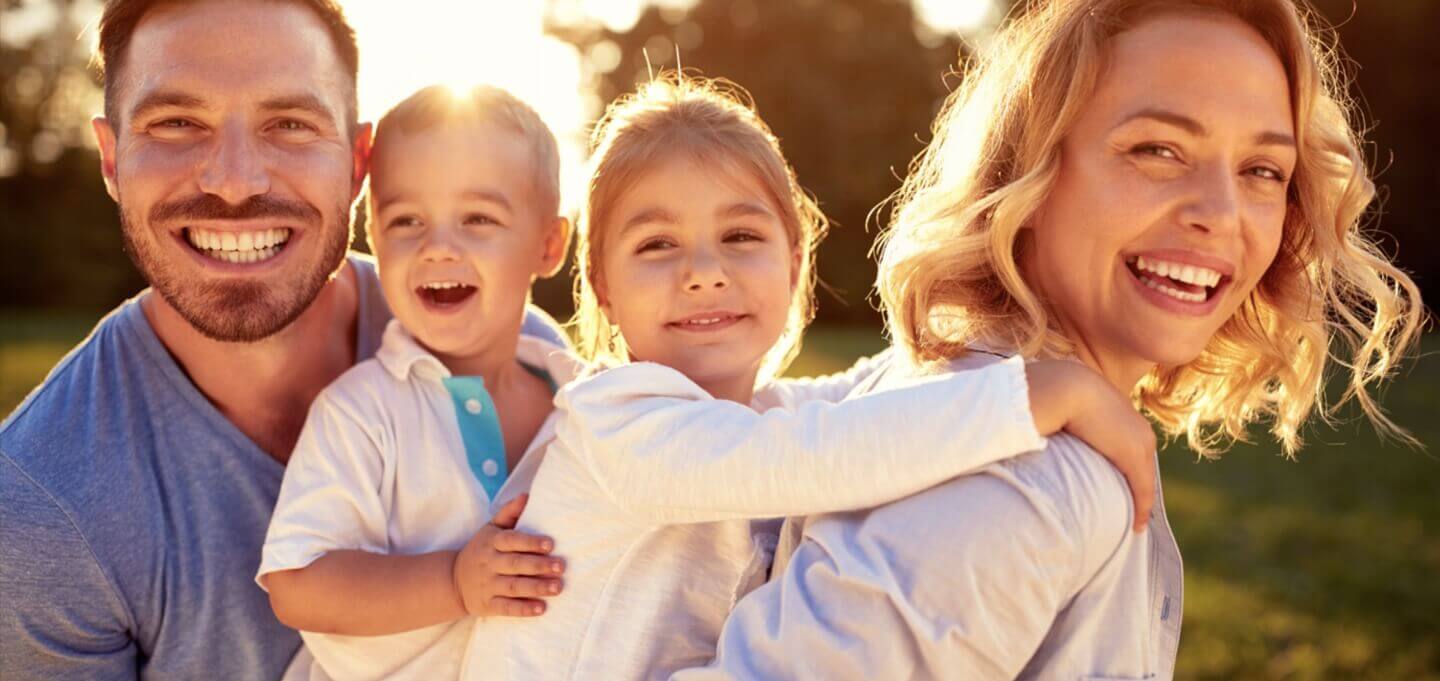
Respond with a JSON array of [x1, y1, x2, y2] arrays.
[[129, 90, 211, 120], [1117, 107, 1296, 148], [620, 207, 679, 235], [717, 201, 774, 220], [259, 94, 337, 121]]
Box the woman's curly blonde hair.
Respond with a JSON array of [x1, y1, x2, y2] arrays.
[[571, 73, 828, 384], [875, 0, 1426, 456]]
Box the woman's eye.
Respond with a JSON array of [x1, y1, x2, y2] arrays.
[[1246, 166, 1288, 183], [1132, 143, 1180, 161]]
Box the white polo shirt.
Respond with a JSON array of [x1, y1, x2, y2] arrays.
[[258, 320, 582, 681], [461, 354, 1046, 681]]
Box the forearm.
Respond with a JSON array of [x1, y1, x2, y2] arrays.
[[264, 549, 466, 636]]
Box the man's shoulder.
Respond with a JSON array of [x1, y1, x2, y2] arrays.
[[1, 302, 151, 477]]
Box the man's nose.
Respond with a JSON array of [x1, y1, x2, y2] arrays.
[[197, 121, 271, 205]]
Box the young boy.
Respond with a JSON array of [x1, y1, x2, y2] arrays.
[[257, 85, 578, 681]]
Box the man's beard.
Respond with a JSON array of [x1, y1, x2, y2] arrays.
[[119, 193, 351, 342]]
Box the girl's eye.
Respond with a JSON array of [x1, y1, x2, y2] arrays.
[[636, 237, 675, 254], [1132, 143, 1181, 161], [724, 230, 764, 244]]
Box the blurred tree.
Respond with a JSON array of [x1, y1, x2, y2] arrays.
[[547, 0, 966, 325]]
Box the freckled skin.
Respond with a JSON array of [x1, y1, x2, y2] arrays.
[[1023, 12, 1296, 387]]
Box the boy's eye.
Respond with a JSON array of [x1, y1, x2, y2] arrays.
[[387, 215, 421, 229], [463, 213, 500, 227]]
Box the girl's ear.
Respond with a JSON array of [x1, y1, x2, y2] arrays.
[[539, 216, 573, 278]]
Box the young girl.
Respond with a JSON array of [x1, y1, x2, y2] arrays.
[[457, 74, 1159, 680]]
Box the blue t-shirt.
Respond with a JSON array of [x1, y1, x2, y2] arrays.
[[0, 255, 566, 680]]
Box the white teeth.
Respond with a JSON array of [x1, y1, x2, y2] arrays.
[[1141, 273, 1207, 303], [421, 281, 468, 290], [185, 227, 289, 264], [1134, 255, 1223, 288]]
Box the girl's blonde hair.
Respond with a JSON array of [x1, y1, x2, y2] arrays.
[[572, 73, 828, 383], [876, 0, 1426, 456]]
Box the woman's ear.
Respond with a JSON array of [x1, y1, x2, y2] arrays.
[[789, 247, 803, 291]]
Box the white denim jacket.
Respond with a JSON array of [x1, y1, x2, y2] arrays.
[[461, 354, 1048, 680], [675, 351, 1184, 681]]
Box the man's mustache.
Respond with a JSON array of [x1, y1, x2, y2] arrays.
[[149, 194, 321, 224]]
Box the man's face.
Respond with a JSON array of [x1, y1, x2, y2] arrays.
[[93, 0, 367, 341]]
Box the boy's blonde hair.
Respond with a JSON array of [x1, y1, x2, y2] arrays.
[[875, 0, 1425, 456], [367, 84, 562, 229], [572, 73, 828, 382]]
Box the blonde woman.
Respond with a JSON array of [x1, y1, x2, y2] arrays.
[[677, 0, 1423, 679]]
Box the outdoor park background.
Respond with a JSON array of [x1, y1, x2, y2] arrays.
[[1, 0, 1436, 678]]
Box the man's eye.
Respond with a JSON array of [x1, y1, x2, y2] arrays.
[[276, 120, 310, 131]]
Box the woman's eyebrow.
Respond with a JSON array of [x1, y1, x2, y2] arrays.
[[1116, 107, 1295, 148]]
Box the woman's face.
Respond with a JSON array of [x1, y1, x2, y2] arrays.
[[1024, 11, 1296, 389]]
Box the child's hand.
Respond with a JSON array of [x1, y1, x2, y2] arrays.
[[451, 494, 566, 618], [1025, 360, 1158, 532]]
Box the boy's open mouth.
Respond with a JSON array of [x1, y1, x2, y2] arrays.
[[416, 281, 477, 308]]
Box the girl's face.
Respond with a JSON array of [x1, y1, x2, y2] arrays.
[[598, 155, 798, 402], [1024, 11, 1296, 390]]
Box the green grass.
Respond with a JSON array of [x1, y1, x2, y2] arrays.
[[3, 312, 1437, 679]]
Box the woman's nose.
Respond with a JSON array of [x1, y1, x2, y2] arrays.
[[1177, 163, 1243, 237]]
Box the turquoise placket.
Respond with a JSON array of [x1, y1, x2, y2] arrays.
[[441, 376, 508, 501]]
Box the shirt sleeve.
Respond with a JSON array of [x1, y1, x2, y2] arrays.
[[0, 453, 139, 681], [675, 437, 1132, 681], [759, 350, 891, 408], [556, 356, 1046, 524], [256, 388, 391, 587]]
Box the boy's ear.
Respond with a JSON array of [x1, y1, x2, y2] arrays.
[[349, 122, 374, 201], [538, 216, 572, 279], [91, 116, 120, 202]]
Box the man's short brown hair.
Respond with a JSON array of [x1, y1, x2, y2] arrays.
[[95, 0, 360, 127]]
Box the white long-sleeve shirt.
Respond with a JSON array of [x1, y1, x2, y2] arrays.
[[461, 355, 1047, 680], [673, 352, 1185, 681]]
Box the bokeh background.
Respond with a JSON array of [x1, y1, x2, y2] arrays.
[[2, 0, 1436, 678]]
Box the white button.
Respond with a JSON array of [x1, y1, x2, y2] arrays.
[[465, 398, 483, 414], [481, 459, 500, 477]]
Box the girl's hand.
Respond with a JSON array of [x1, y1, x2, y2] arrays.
[[1025, 360, 1158, 532], [451, 494, 566, 617]]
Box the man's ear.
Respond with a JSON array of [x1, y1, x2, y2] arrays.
[[91, 116, 120, 202], [350, 122, 374, 201], [539, 216, 573, 279]]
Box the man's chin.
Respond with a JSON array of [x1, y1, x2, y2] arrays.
[[162, 280, 310, 342]]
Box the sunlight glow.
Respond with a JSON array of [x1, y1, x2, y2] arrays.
[[914, 0, 997, 32], [342, 0, 591, 211]]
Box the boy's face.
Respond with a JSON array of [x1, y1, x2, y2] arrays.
[[368, 123, 567, 362]]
